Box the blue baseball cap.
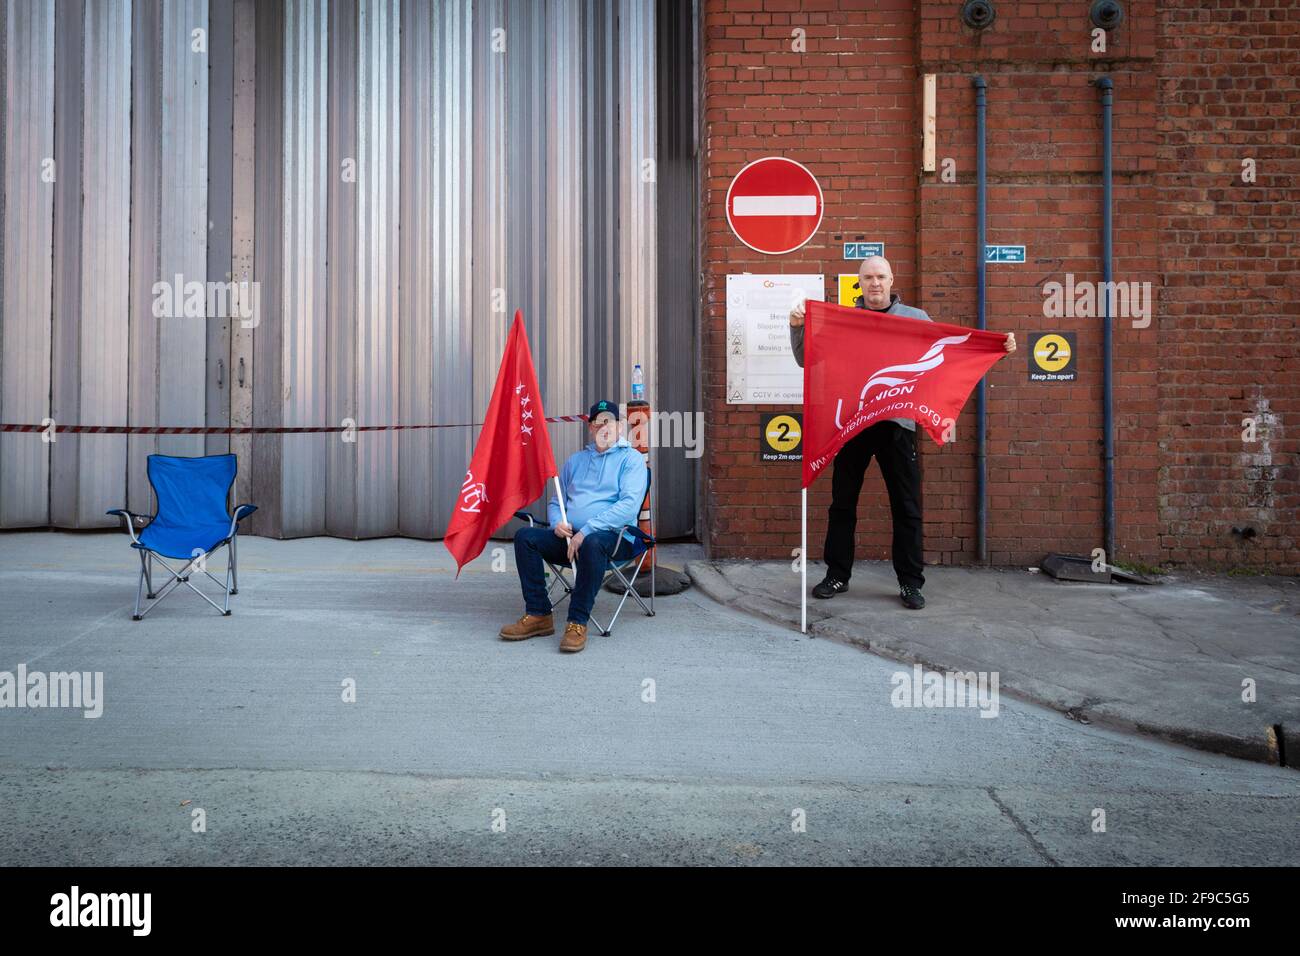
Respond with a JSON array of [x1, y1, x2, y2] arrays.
[[588, 399, 618, 422]]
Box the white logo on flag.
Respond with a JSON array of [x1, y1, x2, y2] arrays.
[[515, 382, 534, 444], [459, 470, 488, 514], [834, 333, 971, 429]]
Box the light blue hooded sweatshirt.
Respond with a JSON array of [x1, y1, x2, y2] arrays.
[[548, 437, 648, 543]]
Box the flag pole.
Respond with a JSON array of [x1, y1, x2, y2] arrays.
[[799, 294, 809, 634], [553, 475, 568, 527], [801, 486, 807, 634]]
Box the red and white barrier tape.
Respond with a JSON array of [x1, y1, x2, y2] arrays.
[[0, 415, 587, 436]]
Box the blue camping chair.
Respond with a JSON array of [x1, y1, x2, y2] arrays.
[[511, 470, 656, 637], [107, 454, 257, 620]]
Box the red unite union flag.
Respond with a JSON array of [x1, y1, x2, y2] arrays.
[[444, 310, 558, 574], [802, 299, 1009, 489]]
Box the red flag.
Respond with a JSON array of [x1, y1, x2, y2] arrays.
[[444, 310, 558, 574], [802, 300, 1007, 488]]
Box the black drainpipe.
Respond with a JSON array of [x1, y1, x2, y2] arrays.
[[1094, 76, 1116, 561], [972, 75, 988, 563]]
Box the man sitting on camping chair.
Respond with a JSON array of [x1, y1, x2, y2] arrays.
[[502, 399, 649, 654]]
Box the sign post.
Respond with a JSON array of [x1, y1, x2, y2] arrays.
[[725, 274, 822, 405], [726, 157, 824, 256], [1029, 332, 1078, 382]]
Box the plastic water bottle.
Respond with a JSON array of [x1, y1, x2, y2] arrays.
[[631, 364, 645, 401]]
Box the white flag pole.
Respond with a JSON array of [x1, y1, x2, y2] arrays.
[[553, 474, 568, 527], [797, 289, 811, 634], [801, 486, 807, 634]]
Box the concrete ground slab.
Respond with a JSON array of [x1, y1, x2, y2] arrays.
[[686, 559, 1300, 766], [1, 532, 1297, 865]]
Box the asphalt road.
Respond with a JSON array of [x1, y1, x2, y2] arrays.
[[1, 533, 1297, 865]]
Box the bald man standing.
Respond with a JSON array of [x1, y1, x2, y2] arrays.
[[789, 256, 1014, 609]]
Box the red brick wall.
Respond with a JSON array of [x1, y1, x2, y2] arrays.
[[915, 2, 1160, 568], [700, 0, 1297, 573], [702, 0, 921, 563], [1155, 0, 1300, 570]]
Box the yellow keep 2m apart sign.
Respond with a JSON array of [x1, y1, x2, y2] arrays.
[[760, 413, 802, 462], [1029, 332, 1077, 382]]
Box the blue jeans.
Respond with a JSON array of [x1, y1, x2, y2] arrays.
[[513, 526, 641, 626]]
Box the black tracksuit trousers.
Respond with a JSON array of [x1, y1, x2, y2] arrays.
[[823, 420, 925, 590]]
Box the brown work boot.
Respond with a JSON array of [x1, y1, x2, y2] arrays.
[[559, 621, 588, 653], [499, 613, 554, 641]]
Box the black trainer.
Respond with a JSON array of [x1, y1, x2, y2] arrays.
[[812, 576, 849, 599], [899, 585, 926, 610]]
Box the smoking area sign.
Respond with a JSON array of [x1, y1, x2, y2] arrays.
[[842, 242, 884, 260], [760, 413, 802, 461], [1029, 332, 1077, 382], [985, 245, 1026, 263]]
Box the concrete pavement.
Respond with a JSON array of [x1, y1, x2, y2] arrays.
[[686, 559, 1300, 766], [1, 531, 1297, 865]]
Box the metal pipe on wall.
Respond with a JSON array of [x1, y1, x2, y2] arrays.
[[972, 75, 987, 564], [1094, 75, 1116, 562]]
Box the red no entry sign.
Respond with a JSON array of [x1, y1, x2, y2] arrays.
[[725, 157, 824, 255]]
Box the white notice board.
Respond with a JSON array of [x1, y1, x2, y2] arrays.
[[725, 273, 824, 405]]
